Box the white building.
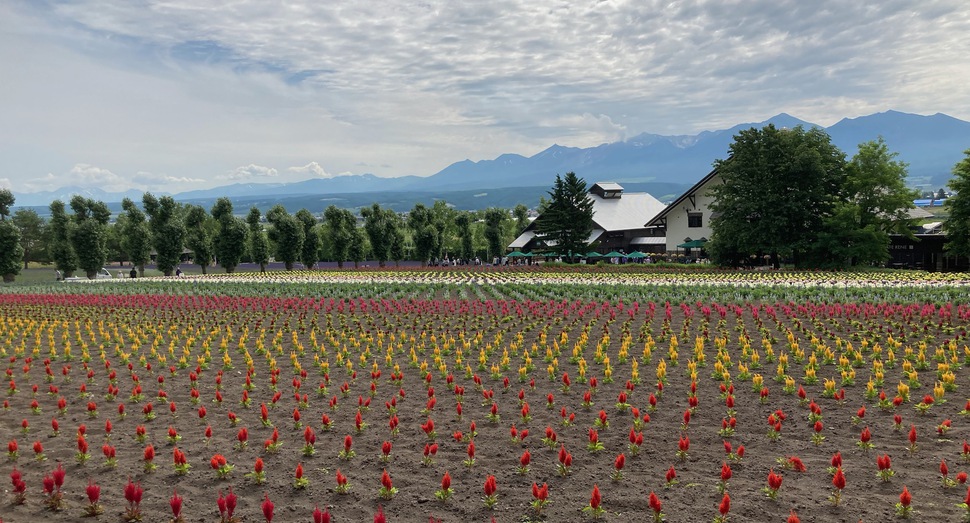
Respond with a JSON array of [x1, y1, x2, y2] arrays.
[[509, 182, 668, 254], [644, 168, 720, 254]]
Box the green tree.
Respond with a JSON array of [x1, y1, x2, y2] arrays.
[[48, 200, 78, 278], [944, 149, 970, 258], [0, 189, 23, 282], [483, 208, 508, 260], [12, 208, 46, 269], [707, 125, 846, 268], [454, 212, 474, 261], [816, 138, 919, 266], [266, 205, 304, 270], [324, 205, 355, 268], [408, 203, 444, 266], [70, 195, 111, 279], [143, 193, 186, 276], [211, 198, 248, 273], [121, 198, 152, 276], [362, 203, 402, 267], [513, 204, 530, 234], [0, 189, 13, 219], [534, 172, 594, 262], [349, 226, 368, 268], [389, 213, 407, 266], [246, 207, 270, 273], [431, 200, 458, 258], [295, 209, 320, 269], [184, 205, 215, 274], [105, 218, 126, 265]]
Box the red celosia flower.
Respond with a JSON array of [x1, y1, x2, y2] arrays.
[[787, 509, 800, 523], [87, 480, 100, 504], [441, 471, 451, 491], [649, 490, 662, 513], [262, 493, 274, 522], [718, 493, 730, 515], [721, 462, 732, 482], [589, 484, 601, 509], [484, 475, 497, 496], [170, 488, 182, 519], [831, 452, 842, 469], [381, 469, 393, 491], [833, 467, 846, 490], [899, 486, 911, 507]]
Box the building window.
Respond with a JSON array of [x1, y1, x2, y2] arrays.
[[688, 213, 702, 228]]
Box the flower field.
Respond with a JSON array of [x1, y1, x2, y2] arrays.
[[3, 268, 970, 522]]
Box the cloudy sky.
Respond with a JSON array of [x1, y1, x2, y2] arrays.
[[1, 0, 968, 194]]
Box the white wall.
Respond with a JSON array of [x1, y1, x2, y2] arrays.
[[664, 172, 719, 253]]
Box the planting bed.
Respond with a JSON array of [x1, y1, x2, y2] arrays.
[[2, 269, 970, 522]]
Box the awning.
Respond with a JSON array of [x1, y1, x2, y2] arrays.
[[506, 251, 533, 257], [677, 239, 707, 249]]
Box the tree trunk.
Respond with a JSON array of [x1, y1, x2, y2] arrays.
[[353, 261, 359, 269], [260, 263, 266, 273], [2, 273, 14, 283], [337, 261, 344, 269], [379, 260, 386, 268], [86, 270, 97, 279], [138, 264, 145, 277], [285, 261, 294, 271], [201, 265, 207, 275]]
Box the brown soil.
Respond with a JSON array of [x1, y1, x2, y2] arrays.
[[1, 295, 968, 522]]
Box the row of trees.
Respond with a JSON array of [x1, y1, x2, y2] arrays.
[[0, 189, 532, 281]]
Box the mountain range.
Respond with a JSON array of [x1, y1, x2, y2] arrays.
[[12, 110, 970, 210]]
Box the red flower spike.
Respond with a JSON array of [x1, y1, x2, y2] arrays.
[[86, 480, 101, 504], [261, 493, 274, 522], [833, 467, 846, 490], [900, 486, 911, 507], [170, 489, 183, 519]]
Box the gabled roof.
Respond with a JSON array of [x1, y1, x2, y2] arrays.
[[645, 167, 720, 226], [590, 191, 666, 232]]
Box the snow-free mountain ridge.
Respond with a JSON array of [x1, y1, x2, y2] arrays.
[[12, 111, 970, 208]]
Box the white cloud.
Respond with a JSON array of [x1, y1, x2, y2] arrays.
[[288, 161, 334, 178], [0, 1, 968, 192], [0, 178, 11, 190], [219, 164, 279, 181]]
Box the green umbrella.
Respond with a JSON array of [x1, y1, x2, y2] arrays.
[[506, 251, 527, 257], [677, 239, 707, 249], [626, 251, 646, 258], [585, 251, 602, 257], [604, 251, 625, 258]]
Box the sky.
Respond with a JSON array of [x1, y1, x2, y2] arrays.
[[1, 0, 969, 195]]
